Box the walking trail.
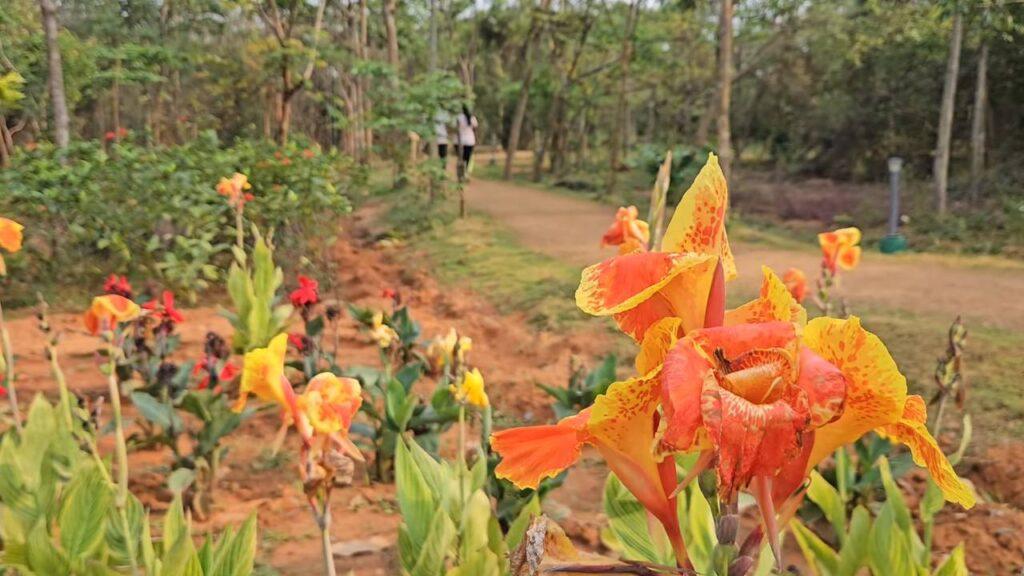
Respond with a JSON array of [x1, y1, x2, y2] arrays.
[[463, 175, 1024, 331]]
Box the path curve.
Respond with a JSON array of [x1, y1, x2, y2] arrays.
[[464, 176, 1024, 331]]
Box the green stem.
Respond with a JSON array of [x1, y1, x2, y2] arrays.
[[45, 343, 73, 431], [0, 298, 22, 432], [318, 497, 337, 576], [458, 404, 466, 511], [107, 343, 139, 575]]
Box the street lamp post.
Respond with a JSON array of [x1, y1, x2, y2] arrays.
[[881, 156, 908, 253]]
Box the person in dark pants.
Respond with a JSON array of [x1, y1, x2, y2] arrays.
[[456, 104, 478, 182]]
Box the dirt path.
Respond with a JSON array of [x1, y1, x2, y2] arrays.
[[464, 176, 1024, 331]]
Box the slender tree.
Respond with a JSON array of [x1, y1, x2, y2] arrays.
[[503, 0, 553, 180], [38, 0, 70, 148], [606, 0, 642, 194], [968, 41, 988, 202], [716, 0, 734, 180], [933, 8, 963, 215]]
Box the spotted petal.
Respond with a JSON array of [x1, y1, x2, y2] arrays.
[[878, 395, 975, 508], [576, 251, 718, 340], [802, 317, 907, 467], [659, 153, 736, 280], [635, 317, 685, 376], [725, 266, 807, 327]]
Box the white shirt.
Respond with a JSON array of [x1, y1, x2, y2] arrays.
[[434, 111, 449, 145], [457, 114, 478, 146]]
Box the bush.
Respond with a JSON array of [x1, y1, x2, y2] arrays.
[[0, 132, 362, 305]]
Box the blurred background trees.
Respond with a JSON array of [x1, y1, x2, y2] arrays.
[[0, 0, 1021, 213]]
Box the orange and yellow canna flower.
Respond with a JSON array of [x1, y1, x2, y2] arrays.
[[818, 227, 861, 275], [217, 172, 254, 208], [233, 333, 292, 413], [0, 217, 24, 276], [782, 267, 807, 303], [83, 294, 141, 335], [601, 206, 651, 254], [576, 154, 735, 341], [295, 372, 364, 460], [492, 374, 687, 566]]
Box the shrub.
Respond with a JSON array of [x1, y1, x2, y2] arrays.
[[0, 133, 361, 305]]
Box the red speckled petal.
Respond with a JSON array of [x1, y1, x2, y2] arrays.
[[659, 153, 736, 280], [659, 339, 716, 453], [725, 266, 807, 327], [878, 396, 975, 508], [794, 348, 847, 428]]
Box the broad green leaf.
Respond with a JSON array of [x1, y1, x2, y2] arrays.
[[58, 463, 111, 560], [790, 520, 839, 576], [26, 520, 69, 575], [807, 470, 847, 545], [932, 544, 967, 576], [395, 437, 440, 549], [408, 508, 455, 576], [877, 457, 913, 533], [209, 512, 258, 576], [603, 473, 672, 565], [836, 506, 872, 576], [681, 482, 716, 573], [505, 494, 540, 551]]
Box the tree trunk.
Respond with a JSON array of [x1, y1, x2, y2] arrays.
[[716, 0, 734, 180], [279, 64, 293, 145], [605, 0, 641, 194], [933, 11, 963, 215], [503, 0, 553, 180], [39, 0, 70, 148], [969, 41, 988, 203], [383, 0, 400, 70]]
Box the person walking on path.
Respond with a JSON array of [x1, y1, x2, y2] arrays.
[[456, 104, 478, 182], [434, 110, 450, 168]]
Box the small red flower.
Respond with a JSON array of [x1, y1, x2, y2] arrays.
[[117, 127, 129, 138], [289, 275, 320, 307], [103, 274, 133, 299], [288, 333, 308, 352], [382, 288, 400, 304], [142, 290, 185, 325], [302, 149, 316, 159], [104, 131, 116, 142], [0, 385, 7, 398], [219, 361, 240, 382]]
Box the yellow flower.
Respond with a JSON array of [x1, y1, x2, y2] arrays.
[[369, 311, 399, 349], [83, 294, 141, 335], [0, 217, 24, 276], [426, 328, 472, 373], [451, 368, 489, 408], [233, 333, 290, 413]]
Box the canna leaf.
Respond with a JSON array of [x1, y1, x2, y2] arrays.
[[790, 520, 839, 576], [58, 463, 111, 561]]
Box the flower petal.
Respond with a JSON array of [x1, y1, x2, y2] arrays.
[[588, 375, 683, 558], [878, 395, 975, 508], [794, 348, 847, 428], [0, 217, 24, 253], [235, 333, 290, 412], [659, 339, 716, 453], [659, 153, 736, 280], [576, 251, 718, 340], [803, 317, 907, 467], [725, 266, 807, 327], [635, 317, 685, 376], [491, 410, 592, 490]]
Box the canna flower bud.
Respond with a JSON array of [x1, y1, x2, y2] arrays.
[[715, 514, 739, 545], [728, 556, 755, 576], [739, 524, 764, 559]]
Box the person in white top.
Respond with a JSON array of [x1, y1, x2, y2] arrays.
[[456, 104, 478, 182], [434, 110, 450, 167]]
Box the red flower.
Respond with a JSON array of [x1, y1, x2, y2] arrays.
[[142, 290, 185, 325], [289, 275, 320, 307], [103, 274, 133, 299], [302, 149, 316, 159], [220, 361, 240, 382], [104, 131, 116, 142], [288, 333, 308, 352], [117, 127, 129, 138], [195, 359, 239, 390], [0, 385, 7, 398]]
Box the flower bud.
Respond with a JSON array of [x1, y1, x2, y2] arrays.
[[739, 524, 764, 559], [728, 556, 755, 576], [716, 514, 739, 545]]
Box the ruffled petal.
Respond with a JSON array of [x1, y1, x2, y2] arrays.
[[576, 251, 718, 340], [635, 317, 685, 376], [689, 321, 799, 362], [794, 348, 847, 428], [659, 339, 715, 452], [802, 317, 907, 467], [701, 379, 807, 499], [491, 409, 592, 490], [725, 266, 807, 327], [235, 333, 290, 412], [659, 153, 737, 281], [878, 395, 976, 508]]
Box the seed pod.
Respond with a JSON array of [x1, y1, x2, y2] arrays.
[[716, 514, 739, 545]]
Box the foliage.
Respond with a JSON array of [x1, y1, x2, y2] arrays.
[[0, 135, 356, 305], [0, 396, 258, 575], [537, 354, 617, 420], [222, 228, 294, 353], [394, 435, 537, 576], [793, 459, 968, 576], [346, 303, 461, 481]]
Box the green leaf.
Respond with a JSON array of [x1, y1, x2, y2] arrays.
[[877, 457, 913, 533], [58, 463, 111, 560], [836, 506, 871, 576], [130, 391, 183, 432], [167, 468, 196, 495], [26, 520, 69, 575], [209, 512, 258, 576], [603, 472, 672, 565], [790, 520, 839, 576], [408, 508, 455, 576], [386, 379, 416, 432], [505, 494, 540, 551], [932, 544, 967, 576], [395, 436, 440, 549], [807, 470, 846, 544], [680, 481, 716, 573]]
